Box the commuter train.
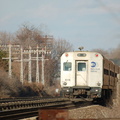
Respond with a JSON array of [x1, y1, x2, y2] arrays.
[[60, 51, 120, 101]]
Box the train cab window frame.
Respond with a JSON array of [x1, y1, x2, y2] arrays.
[[78, 63, 86, 71], [63, 62, 72, 71]]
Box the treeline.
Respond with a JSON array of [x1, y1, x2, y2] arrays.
[[0, 24, 73, 98], [92, 45, 120, 66]]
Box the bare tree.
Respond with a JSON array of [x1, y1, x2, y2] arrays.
[[14, 23, 45, 47], [14, 24, 47, 82], [92, 45, 120, 66], [0, 31, 14, 44], [109, 44, 120, 65], [44, 38, 73, 86], [91, 48, 110, 58], [109, 44, 120, 59], [0, 24, 74, 97], [52, 38, 73, 59]]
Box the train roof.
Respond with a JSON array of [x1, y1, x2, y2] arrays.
[[62, 51, 104, 57], [62, 51, 120, 67]]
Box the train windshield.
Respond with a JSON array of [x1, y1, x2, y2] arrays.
[[78, 63, 86, 71], [63, 62, 72, 71]]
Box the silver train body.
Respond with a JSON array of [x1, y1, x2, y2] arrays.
[[60, 51, 120, 99]]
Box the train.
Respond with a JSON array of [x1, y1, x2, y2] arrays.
[[60, 51, 120, 102]]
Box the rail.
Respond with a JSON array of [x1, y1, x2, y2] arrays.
[[0, 97, 93, 120], [0, 97, 71, 120]]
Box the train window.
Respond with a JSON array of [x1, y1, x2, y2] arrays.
[[115, 73, 117, 77], [63, 62, 72, 71], [104, 69, 109, 75], [78, 63, 86, 71]]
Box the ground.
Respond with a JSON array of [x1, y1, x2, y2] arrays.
[[69, 80, 120, 119]]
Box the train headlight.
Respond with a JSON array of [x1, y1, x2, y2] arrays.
[[63, 82, 67, 85], [97, 82, 101, 86], [91, 87, 100, 93], [66, 89, 69, 92], [95, 89, 99, 92]]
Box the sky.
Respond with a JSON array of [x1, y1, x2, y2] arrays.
[[0, 0, 120, 51]]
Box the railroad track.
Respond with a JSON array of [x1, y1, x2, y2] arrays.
[[0, 97, 51, 103], [0, 97, 71, 120], [0, 97, 93, 120]]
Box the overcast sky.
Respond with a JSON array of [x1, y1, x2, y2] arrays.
[[0, 0, 120, 51]]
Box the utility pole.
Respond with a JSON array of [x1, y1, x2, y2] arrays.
[[41, 47, 50, 85], [36, 45, 39, 83], [8, 44, 12, 78], [41, 50, 45, 85], [20, 46, 42, 83], [0, 44, 20, 78], [15, 46, 24, 84], [28, 46, 32, 83], [20, 47, 24, 84], [29, 46, 50, 84]]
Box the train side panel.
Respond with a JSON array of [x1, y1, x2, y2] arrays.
[[103, 58, 119, 89]]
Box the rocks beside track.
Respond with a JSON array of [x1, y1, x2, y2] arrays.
[[69, 81, 120, 119], [69, 105, 120, 119]]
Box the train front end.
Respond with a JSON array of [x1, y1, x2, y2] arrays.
[[60, 51, 103, 99]]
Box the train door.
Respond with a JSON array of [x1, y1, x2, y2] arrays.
[[76, 61, 88, 86]]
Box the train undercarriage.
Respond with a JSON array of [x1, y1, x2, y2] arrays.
[[60, 87, 115, 106], [60, 87, 102, 99]]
